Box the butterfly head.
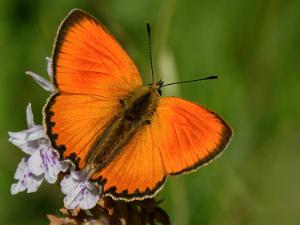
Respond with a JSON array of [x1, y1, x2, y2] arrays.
[[147, 80, 163, 97]]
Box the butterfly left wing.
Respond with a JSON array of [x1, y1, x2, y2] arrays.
[[45, 9, 143, 168], [52, 9, 142, 98], [94, 97, 232, 200], [45, 94, 120, 169]]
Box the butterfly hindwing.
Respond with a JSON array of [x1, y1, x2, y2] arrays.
[[96, 125, 166, 200]]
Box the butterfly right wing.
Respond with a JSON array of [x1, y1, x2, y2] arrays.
[[93, 97, 231, 201], [152, 97, 232, 175]]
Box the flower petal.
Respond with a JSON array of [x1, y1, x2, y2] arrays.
[[61, 173, 79, 195], [28, 144, 69, 184], [26, 125, 45, 141], [26, 103, 35, 128], [11, 158, 44, 195], [61, 170, 101, 210], [80, 183, 102, 210], [14, 158, 27, 180], [26, 174, 44, 193], [28, 149, 44, 176], [46, 57, 53, 78], [42, 148, 68, 184], [8, 125, 45, 155], [25, 71, 55, 92]]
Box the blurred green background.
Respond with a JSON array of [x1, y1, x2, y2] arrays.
[[1, 0, 299, 224]]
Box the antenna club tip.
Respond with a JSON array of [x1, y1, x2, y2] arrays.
[[207, 75, 218, 80], [146, 22, 151, 31]]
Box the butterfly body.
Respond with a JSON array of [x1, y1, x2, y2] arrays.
[[86, 84, 160, 178], [45, 9, 232, 201]]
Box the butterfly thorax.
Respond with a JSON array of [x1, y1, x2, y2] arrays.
[[86, 85, 160, 178]]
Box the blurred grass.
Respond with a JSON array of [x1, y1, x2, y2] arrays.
[[0, 0, 300, 225]]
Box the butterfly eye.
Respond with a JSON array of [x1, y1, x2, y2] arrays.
[[119, 99, 126, 106], [157, 89, 162, 96]]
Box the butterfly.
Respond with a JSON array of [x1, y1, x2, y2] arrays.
[[44, 9, 232, 201]]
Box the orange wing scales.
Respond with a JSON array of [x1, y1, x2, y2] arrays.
[[52, 9, 142, 97], [89, 97, 231, 200], [45, 93, 120, 169], [93, 125, 166, 200], [155, 97, 232, 175]]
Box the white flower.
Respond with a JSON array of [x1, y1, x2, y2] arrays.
[[25, 57, 55, 92], [61, 169, 101, 210], [46, 57, 53, 78], [11, 158, 44, 194], [28, 143, 68, 183], [9, 103, 45, 154], [9, 103, 68, 194]]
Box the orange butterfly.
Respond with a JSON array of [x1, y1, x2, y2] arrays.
[[44, 9, 232, 201]]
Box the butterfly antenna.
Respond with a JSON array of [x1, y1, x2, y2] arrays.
[[161, 75, 218, 88], [146, 22, 155, 83]]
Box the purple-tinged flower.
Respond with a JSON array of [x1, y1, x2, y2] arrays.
[[28, 143, 68, 184], [9, 103, 68, 194], [61, 169, 101, 210], [9, 103, 45, 154], [11, 158, 43, 194]]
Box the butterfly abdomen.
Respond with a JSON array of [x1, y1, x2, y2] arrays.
[[86, 86, 159, 178]]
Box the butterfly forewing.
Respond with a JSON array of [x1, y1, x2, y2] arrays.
[[52, 9, 142, 97], [153, 97, 232, 175], [45, 9, 142, 168], [45, 94, 120, 168]]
